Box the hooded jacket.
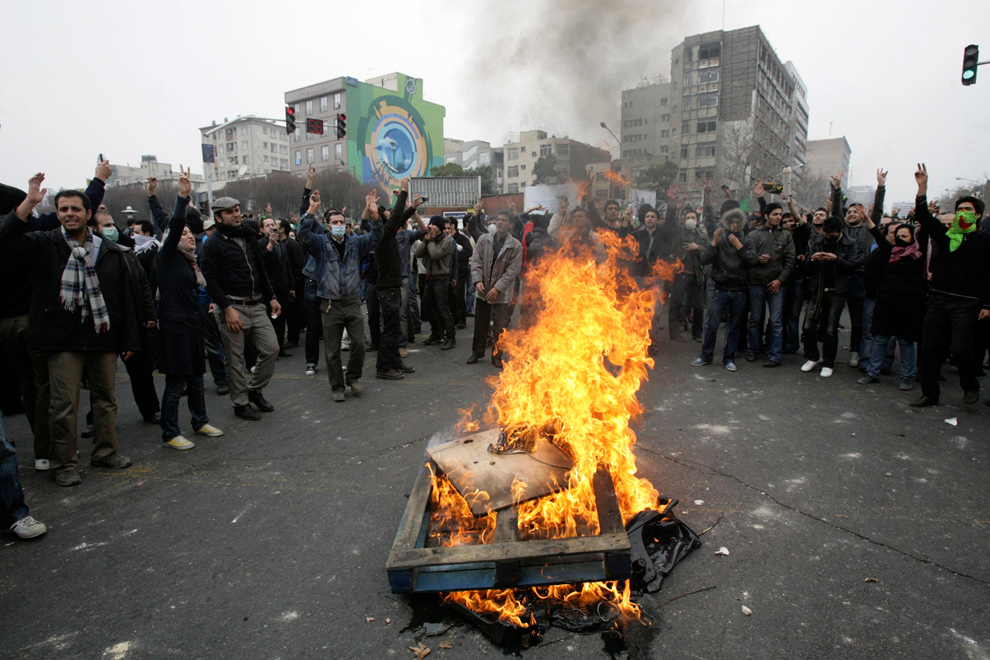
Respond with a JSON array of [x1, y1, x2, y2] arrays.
[[699, 215, 759, 292], [744, 223, 797, 285]]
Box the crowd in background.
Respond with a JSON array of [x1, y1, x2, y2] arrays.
[[1, 160, 987, 540]]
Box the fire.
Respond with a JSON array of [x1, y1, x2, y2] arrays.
[[575, 178, 592, 200], [435, 229, 679, 625], [602, 170, 632, 187]]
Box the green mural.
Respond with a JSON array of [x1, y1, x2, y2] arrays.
[[346, 73, 445, 188]]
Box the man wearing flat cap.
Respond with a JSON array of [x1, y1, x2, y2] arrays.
[[200, 196, 281, 420]]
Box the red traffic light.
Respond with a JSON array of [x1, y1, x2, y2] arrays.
[[287, 106, 295, 117]]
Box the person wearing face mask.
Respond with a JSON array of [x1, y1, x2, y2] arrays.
[[0, 174, 141, 487], [93, 209, 160, 426], [800, 215, 864, 378], [669, 207, 709, 343], [155, 168, 223, 449], [910, 164, 990, 407], [692, 209, 759, 372], [298, 191, 382, 401]]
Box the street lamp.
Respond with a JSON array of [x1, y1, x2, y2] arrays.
[[600, 121, 621, 148]]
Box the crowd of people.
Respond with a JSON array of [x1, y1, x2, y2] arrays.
[[1, 160, 987, 540]]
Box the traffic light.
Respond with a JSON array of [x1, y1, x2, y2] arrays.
[[336, 113, 347, 139], [285, 105, 297, 134], [962, 44, 979, 86]]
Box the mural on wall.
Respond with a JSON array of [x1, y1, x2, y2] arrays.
[[349, 73, 445, 190]]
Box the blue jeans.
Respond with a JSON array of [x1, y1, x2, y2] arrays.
[[747, 284, 784, 362], [160, 374, 208, 442], [0, 412, 29, 528], [199, 300, 228, 387], [700, 289, 747, 364], [858, 297, 876, 367], [304, 279, 322, 365], [867, 335, 915, 381]]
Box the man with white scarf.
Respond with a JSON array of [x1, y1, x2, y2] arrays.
[[0, 173, 141, 487]]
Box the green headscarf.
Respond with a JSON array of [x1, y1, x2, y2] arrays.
[[946, 209, 977, 252]]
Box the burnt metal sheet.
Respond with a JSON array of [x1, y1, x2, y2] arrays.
[[426, 429, 572, 516]]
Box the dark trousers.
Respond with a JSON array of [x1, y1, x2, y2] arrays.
[[450, 275, 468, 325], [199, 301, 228, 386], [782, 279, 804, 352], [670, 272, 704, 339], [366, 281, 381, 348], [699, 289, 747, 364], [0, 417, 29, 528], [270, 302, 286, 351], [376, 287, 403, 372], [422, 278, 455, 340], [472, 299, 511, 358], [160, 374, 208, 442], [286, 277, 305, 345], [919, 294, 981, 400], [321, 297, 366, 391], [305, 279, 322, 365], [845, 273, 866, 354], [0, 315, 51, 460], [407, 274, 421, 340], [124, 330, 159, 421], [803, 291, 845, 368]]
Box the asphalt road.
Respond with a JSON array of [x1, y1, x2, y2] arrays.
[[2, 316, 988, 660]]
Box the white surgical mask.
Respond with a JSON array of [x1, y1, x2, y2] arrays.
[[685, 219, 697, 231], [330, 225, 346, 238], [488, 223, 497, 234]]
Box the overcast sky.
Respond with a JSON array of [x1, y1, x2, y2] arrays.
[[2, 0, 987, 205]]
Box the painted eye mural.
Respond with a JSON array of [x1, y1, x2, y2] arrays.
[[360, 96, 439, 189]]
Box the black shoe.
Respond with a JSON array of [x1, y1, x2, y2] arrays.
[[456, 323, 467, 330], [398, 362, 415, 373], [440, 339, 456, 351], [376, 369, 404, 380], [217, 383, 230, 396], [466, 354, 482, 364], [278, 350, 293, 358], [909, 395, 938, 408], [234, 404, 261, 420], [763, 360, 780, 368], [744, 353, 756, 362], [80, 424, 95, 438], [465, 312, 475, 318], [367, 344, 378, 352], [963, 390, 979, 405], [492, 355, 503, 369], [880, 368, 892, 376], [423, 336, 442, 346], [248, 391, 274, 413]]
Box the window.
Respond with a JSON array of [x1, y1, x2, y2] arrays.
[[659, 145, 669, 154], [507, 165, 519, 177], [262, 127, 268, 135], [263, 155, 269, 162], [555, 143, 569, 156], [684, 97, 691, 110], [520, 164, 527, 170], [680, 147, 688, 159], [305, 100, 313, 115], [683, 74, 692, 87], [698, 94, 718, 108], [320, 96, 328, 112], [508, 183, 519, 193], [540, 144, 552, 157], [280, 158, 289, 169], [294, 150, 302, 166], [228, 170, 236, 178], [660, 129, 669, 138], [679, 170, 687, 183], [660, 97, 668, 106], [696, 143, 716, 158], [697, 120, 717, 134], [263, 141, 268, 148], [306, 148, 314, 164], [699, 70, 719, 83], [682, 122, 690, 135], [240, 126, 247, 135], [280, 145, 287, 154], [243, 155, 250, 164], [271, 144, 277, 153], [333, 93, 341, 109], [218, 144, 225, 153], [507, 148, 519, 161], [321, 145, 329, 161], [241, 140, 248, 149], [335, 143, 342, 160], [661, 114, 670, 122], [226, 142, 236, 152], [306, 131, 312, 141], [479, 152, 490, 165]]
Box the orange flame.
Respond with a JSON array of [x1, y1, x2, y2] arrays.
[[602, 170, 632, 187], [432, 229, 681, 626]]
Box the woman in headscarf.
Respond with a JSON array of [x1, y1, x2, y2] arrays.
[[155, 168, 223, 450]]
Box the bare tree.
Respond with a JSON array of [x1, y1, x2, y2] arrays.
[[790, 171, 832, 212], [716, 119, 755, 192]]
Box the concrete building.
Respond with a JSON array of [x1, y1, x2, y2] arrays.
[[805, 137, 852, 189], [845, 185, 875, 208], [668, 26, 808, 193], [199, 116, 290, 183], [619, 76, 674, 162], [785, 61, 809, 175], [502, 130, 611, 194], [444, 139, 504, 192], [285, 72, 445, 189], [105, 155, 205, 191]]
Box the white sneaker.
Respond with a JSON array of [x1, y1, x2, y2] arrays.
[[34, 459, 51, 471], [820, 367, 834, 378], [849, 352, 859, 367], [10, 515, 47, 539], [305, 363, 316, 376], [250, 364, 258, 375], [800, 359, 821, 373]]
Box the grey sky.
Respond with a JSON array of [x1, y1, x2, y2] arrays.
[[2, 0, 987, 206]]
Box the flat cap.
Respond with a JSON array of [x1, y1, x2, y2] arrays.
[[211, 196, 240, 212]]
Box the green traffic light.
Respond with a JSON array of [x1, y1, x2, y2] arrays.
[[963, 69, 976, 80]]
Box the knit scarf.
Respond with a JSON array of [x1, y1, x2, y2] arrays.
[[946, 210, 977, 252], [889, 224, 921, 264], [59, 227, 110, 333]]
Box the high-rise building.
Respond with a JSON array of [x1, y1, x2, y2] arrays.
[[502, 130, 610, 194], [619, 77, 673, 161], [804, 137, 852, 189], [199, 116, 290, 183], [284, 72, 445, 189], [667, 26, 807, 192], [106, 155, 204, 190]]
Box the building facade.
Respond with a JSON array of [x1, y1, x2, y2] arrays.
[[619, 77, 673, 161], [804, 137, 852, 189], [444, 139, 504, 192], [106, 155, 204, 189], [502, 130, 610, 194], [199, 116, 291, 183], [285, 72, 445, 189]]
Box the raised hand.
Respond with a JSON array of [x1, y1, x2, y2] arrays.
[[876, 168, 887, 187], [308, 190, 321, 215], [753, 181, 765, 197], [95, 159, 112, 182], [147, 176, 158, 197], [412, 194, 425, 209], [364, 190, 378, 212], [667, 182, 678, 202], [177, 166, 192, 198], [306, 164, 316, 186], [830, 171, 844, 189], [400, 177, 410, 192], [915, 163, 928, 195], [558, 198, 569, 215], [703, 177, 712, 193], [15, 172, 48, 220]]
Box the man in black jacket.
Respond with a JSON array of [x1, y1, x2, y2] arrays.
[[632, 198, 676, 354], [0, 174, 140, 487], [910, 164, 990, 407], [260, 216, 293, 356], [446, 218, 473, 329], [200, 196, 281, 420]]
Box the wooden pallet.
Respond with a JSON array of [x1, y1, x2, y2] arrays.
[[386, 461, 632, 594]]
